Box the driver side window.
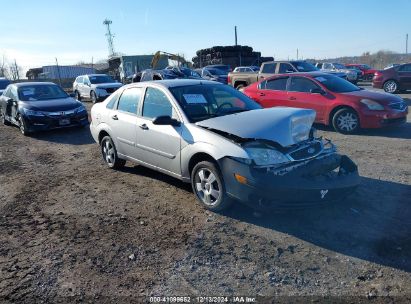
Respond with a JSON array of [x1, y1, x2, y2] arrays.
[[142, 87, 177, 119], [289, 77, 320, 93]]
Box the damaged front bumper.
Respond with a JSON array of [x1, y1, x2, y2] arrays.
[[219, 153, 360, 210]]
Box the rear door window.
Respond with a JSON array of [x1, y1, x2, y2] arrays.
[[117, 87, 142, 114], [262, 77, 288, 91], [278, 63, 294, 73]]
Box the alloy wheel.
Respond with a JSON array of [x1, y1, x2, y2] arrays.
[[384, 81, 397, 93], [336, 112, 358, 132], [194, 168, 221, 206], [102, 138, 115, 166]]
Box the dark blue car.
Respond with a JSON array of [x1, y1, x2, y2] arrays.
[[199, 67, 228, 84], [0, 82, 88, 136]]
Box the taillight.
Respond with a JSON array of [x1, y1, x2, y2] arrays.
[[227, 74, 231, 83]]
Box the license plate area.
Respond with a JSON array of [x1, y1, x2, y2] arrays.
[[59, 118, 70, 126]]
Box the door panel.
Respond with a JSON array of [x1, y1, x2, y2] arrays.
[[287, 77, 327, 122], [254, 77, 289, 107], [398, 64, 411, 88], [134, 86, 182, 176]]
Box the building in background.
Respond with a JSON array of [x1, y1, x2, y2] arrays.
[[108, 54, 169, 81]]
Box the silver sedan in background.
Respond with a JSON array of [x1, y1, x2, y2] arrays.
[[90, 80, 359, 211]]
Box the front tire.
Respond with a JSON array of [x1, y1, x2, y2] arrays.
[[91, 91, 98, 104], [383, 80, 398, 93], [1, 109, 11, 126], [332, 108, 360, 134], [191, 161, 233, 212], [100, 136, 126, 169], [18, 116, 31, 136]]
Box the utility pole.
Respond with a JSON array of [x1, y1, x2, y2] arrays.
[[406, 34, 408, 54], [234, 26, 238, 46], [296, 49, 299, 60], [103, 19, 116, 57], [55, 58, 62, 87], [14, 59, 19, 80], [91, 57, 94, 71]]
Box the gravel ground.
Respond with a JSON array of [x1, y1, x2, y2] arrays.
[[0, 85, 410, 303]]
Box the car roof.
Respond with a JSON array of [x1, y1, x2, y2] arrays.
[[127, 79, 220, 89], [264, 72, 332, 79], [12, 82, 58, 87]]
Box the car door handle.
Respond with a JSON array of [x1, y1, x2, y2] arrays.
[[288, 96, 296, 100], [259, 92, 266, 96], [111, 115, 118, 120], [138, 123, 149, 130]]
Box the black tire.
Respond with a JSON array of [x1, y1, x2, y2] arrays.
[[74, 90, 81, 101], [100, 136, 126, 169], [1, 109, 11, 126], [383, 80, 398, 94], [18, 116, 31, 136], [235, 83, 246, 90], [91, 91, 98, 104], [332, 108, 360, 134], [191, 161, 233, 212]]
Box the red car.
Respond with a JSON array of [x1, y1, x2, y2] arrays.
[[345, 64, 377, 81], [373, 63, 411, 93], [243, 72, 408, 134]]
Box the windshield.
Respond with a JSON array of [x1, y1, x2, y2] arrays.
[[89, 75, 115, 84], [206, 68, 227, 76], [314, 75, 361, 93], [18, 84, 69, 101], [333, 63, 346, 69], [0, 80, 11, 90], [169, 84, 262, 122], [291, 61, 318, 72]]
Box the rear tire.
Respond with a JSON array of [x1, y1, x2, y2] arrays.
[[74, 90, 81, 101], [383, 80, 398, 93], [100, 136, 126, 169], [191, 161, 233, 212], [332, 108, 360, 134]]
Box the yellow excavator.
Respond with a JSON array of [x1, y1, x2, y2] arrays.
[[151, 51, 190, 69]]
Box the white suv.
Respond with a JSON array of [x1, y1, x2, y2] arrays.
[[73, 74, 122, 103]]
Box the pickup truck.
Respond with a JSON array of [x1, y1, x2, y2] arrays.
[[228, 60, 346, 90]]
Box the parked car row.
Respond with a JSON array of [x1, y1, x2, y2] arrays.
[[227, 60, 350, 90]]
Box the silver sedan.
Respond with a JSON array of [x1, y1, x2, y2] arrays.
[[90, 80, 359, 211]]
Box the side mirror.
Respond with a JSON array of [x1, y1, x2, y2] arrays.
[[310, 88, 326, 95], [152, 115, 180, 127], [5, 97, 15, 105]]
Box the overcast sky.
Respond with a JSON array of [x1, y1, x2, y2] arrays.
[[1, 0, 410, 72]]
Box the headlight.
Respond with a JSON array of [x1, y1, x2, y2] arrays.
[[23, 109, 45, 116], [291, 112, 316, 143], [360, 99, 384, 111], [245, 147, 289, 166], [75, 105, 87, 113]]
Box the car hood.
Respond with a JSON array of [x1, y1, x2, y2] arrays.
[[196, 107, 316, 147], [92, 83, 122, 89], [343, 89, 404, 105], [20, 97, 82, 111]]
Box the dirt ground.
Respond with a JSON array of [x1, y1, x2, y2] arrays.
[[0, 85, 410, 303]]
